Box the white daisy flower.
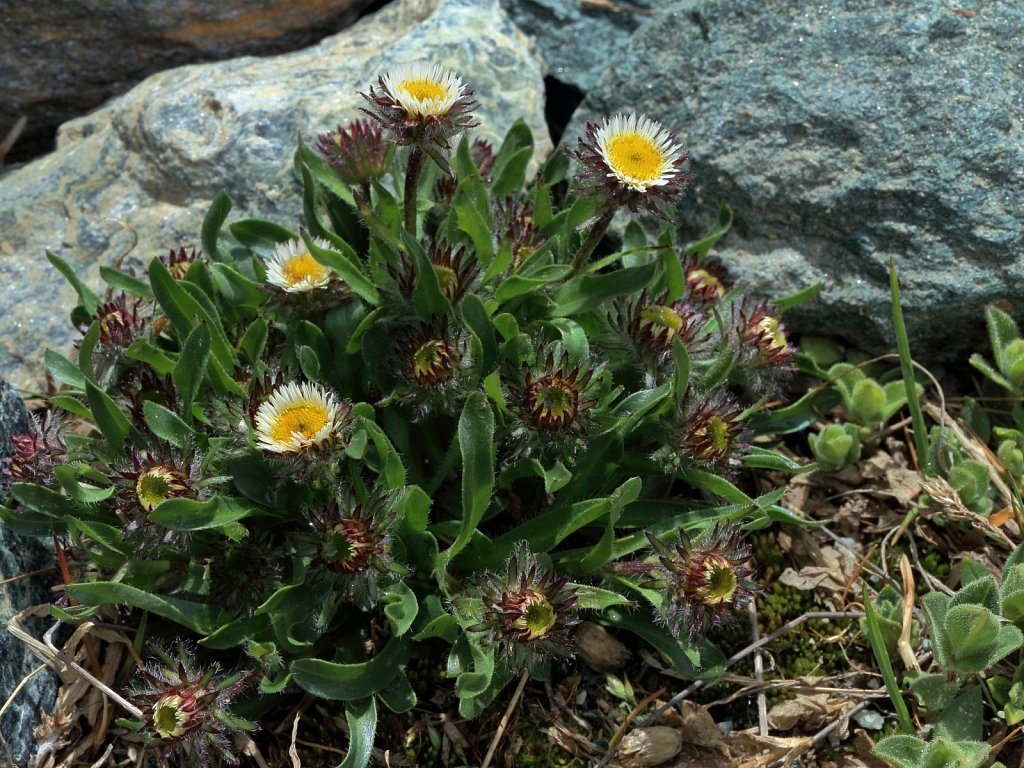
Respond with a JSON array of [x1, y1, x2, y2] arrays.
[[265, 238, 333, 293], [594, 113, 684, 192], [254, 382, 345, 454], [381, 62, 466, 120]]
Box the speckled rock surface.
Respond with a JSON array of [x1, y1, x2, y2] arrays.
[[0, 0, 550, 392], [500, 0, 657, 92], [0, 380, 56, 766], [1, 0, 377, 165], [566, 1, 1024, 359]]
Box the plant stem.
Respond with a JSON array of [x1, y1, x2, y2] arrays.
[[570, 208, 615, 275], [403, 147, 425, 237]]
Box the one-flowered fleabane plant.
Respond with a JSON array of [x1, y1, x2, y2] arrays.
[[1, 60, 810, 765]]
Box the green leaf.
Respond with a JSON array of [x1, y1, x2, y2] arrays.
[[303, 230, 380, 306], [338, 698, 377, 768], [45, 349, 86, 390], [210, 262, 264, 307], [229, 218, 298, 249], [461, 293, 497, 376], [873, 736, 928, 768], [863, 584, 913, 733], [141, 401, 194, 449], [445, 393, 495, 563], [572, 585, 634, 611], [99, 266, 153, 300], [494, 264, 571, 304], [201, 190, 233, 262], [359, 418, 406, 490], [47, 251, 100, 315], [296, 137, 357, 204], [10, 483, 80, 518], [772, 282, 821, 311], [173, 322, 211, 418], [123, 338, 176, 376], [406, 233, 452, 320], [290, 637, 408, 700], [490, 119, 534, 197], [66, 582, 221, 635], [672, 338, 691, 399], [297, 345, 320, 381], [890, 258, 931, 473], [454, 175, 494, 263], [603, 608, 716, 679], [149, 496, 258, 531], [377, 671, 417, 714], [381, 580, 419, 637], [239, 319, 268, 365], [552, 263, 658, 317], [77, 321, 100, 384], [85, 381, 131, 454], [741, 446, 812, 473], [935, 685, 983, 743], [683, 204, 732, 261]]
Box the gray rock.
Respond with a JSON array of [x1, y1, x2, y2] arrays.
[[0, 381, 56, 766], [0, 380, 28, 460], [0, 0, 550, 393], [565, 0, 1024, 359], [499, 0, 657, 92], [1, 0, 377, 165]]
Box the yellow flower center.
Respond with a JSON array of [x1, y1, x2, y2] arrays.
[[695, 416, 732, 459], [281, 252, 329, 287], [152, 694, 189, 739], [756, 316, 788, 353], [688, 268, 725, 298], [640, 304, 684, 333], [433, 264, 459, 299], [411, 339, 453, 385], [701, 555, 739, 605], [271, 402, 329, 442], [398, 78, 447, 103], [606, 132, 665, 182], [135, 467, 180, 513], [511, 593, 557, 641]]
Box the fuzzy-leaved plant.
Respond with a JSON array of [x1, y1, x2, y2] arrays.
[[1, 62, 810, 765]]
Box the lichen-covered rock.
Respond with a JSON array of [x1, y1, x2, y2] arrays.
[[1, 0, 377, 164], [567, 0, 1024, 359], [0, 380, 56, 766], [0, 0, 549, 392]]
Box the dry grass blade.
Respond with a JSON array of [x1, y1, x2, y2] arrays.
[[289, 714, 302, 768], [897, 554, 920, 671], [480, 669, 530, 768]]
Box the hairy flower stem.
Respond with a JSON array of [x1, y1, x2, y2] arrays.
[[404, 147, 425, 236], [570, 208, 615, 275]]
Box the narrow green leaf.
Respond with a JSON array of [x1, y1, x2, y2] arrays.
[[173, 322, 211, 418], [290, 638, 408, 700], [684, 204, 732, 261], [47, 251, 100, 314], [461, 293, 497, 376], [201, 190, 233, 262], [297, 345, 320, 380], [67, 582, 221, 635], [239, 319, 268, 365], [446, 393, 495, 563], [143, 401, 195, 449], [99, 266, 153, 300], [295, 137, 356, 206], [85, 381, 131, 454], [149, 496, 257, 531], [889, 258, 931, 474], [672, 338, 691, 399], [45, 349, 86, 390], [303, 230, 380, 306], [552, 263, 657, 317], [124, 338, 176, 376], [491, 146, 533, 198], [863, 584, 914, 733], [338, 698, 377, 768]]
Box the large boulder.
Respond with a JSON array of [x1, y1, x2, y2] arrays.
[[565, 0, 1024, 359], [1, 0, 377, 165], [0, 380, 57, 766], [0, 0, 549, 393]]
